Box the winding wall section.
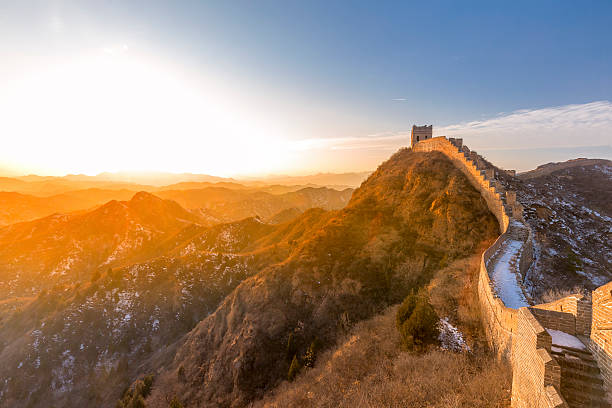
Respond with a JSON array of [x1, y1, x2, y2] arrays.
[[411, 136, 612, 407], [413, 136, 526, 357]]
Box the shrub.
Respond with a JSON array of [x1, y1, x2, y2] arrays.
[[116, 374, 154, 408], [286, 333, 297, 362], [169, 396, 183, 408], [142, 374, 154, 397], [395, 292, 418, 330], [303, 338, 322, 368], [287, 355, 301, 381], [178, 365, 186, 383], [396, 292, 439, 350]]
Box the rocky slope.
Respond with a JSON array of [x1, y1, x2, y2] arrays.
[[144, 149, 499, 407], [0, 188, 354, 407], [500, 159, 612, 300], [0, 192, 206, 300], [0, 214, 287, 407]]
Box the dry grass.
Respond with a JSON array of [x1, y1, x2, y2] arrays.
[[252, 249, 511, 408], [427, 243, 494, 348]]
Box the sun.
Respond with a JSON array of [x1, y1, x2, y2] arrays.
[[0, 48, 291, 177]]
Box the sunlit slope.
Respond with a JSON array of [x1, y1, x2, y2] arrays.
[[0, 192, 204, 299], [0, 183, 351, 227], [147, 149, 499, 407]]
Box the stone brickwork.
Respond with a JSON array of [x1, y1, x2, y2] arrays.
[[530, 308, 577, 335], [511, 308, 567, 408], [590, 281, 612, 400], [410, 125, 433, 147], [535, 294, 592, 336], [410, 135, 611, 407], [477, 234, 517, 357]]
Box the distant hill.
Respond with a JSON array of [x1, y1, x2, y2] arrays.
[[501, 158, 612, 299], [0, 189, 138, 225], [518, 158, 611, 179], [0, 180, 353, 226], [0, 192, 205, 299], [0, 176, 153, 196], [158, 186, 353, 223], [246, 171, 371, 188]]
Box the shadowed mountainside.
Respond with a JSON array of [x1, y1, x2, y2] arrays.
[[499, 159, 612, 299]]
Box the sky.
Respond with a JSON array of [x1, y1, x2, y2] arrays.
[[0, 1, 611, 176]]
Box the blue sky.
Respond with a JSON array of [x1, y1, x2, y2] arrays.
[[0, 1, 611, 175]]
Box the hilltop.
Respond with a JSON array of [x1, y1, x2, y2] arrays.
[[145, 148, 499, 407]]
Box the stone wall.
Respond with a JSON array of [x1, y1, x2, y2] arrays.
[[412, 137, 510, 232], [477, 233, 517, 358], [411, 136, 610, 406], [410, 125, 433, 147], [511, 308, 567, 408], [534, 294, 592, 336], [590, 281, 612, 399], [413, 136, 519, 357]]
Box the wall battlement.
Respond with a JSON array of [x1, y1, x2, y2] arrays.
[[411, 136, 611, 407]]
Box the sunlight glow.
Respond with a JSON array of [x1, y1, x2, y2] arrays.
[[0, 49, 291, 177]]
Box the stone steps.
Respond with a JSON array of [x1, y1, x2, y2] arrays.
[[552, 344, 611, 408]]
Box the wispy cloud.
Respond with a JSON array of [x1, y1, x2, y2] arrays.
[[392, 98, 407, 101], [292, 101, 612, 171], [437, 101, 612, 150]]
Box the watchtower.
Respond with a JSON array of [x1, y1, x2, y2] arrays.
[[410, 125, 433, 148]]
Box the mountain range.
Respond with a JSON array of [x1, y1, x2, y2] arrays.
[[0, 152, 609, 407]]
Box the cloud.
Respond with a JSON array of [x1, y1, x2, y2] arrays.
[[392, 98, 407, 101], [290, 133, 409, 152], [437, 101, 612, 150], [293, 101, 612, 171]]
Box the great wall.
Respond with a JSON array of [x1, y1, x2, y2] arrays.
[[410, 130, 612, 408]]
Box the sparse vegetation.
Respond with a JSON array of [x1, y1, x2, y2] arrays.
[[287, 355, 301, 381], [539, 285, 591, 304], [116, 374, 154, 408], [168, 396, 183, 408], [253, 305, 510, 408], [254, 251, 512, 407], [396, 291, 439, 350]]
